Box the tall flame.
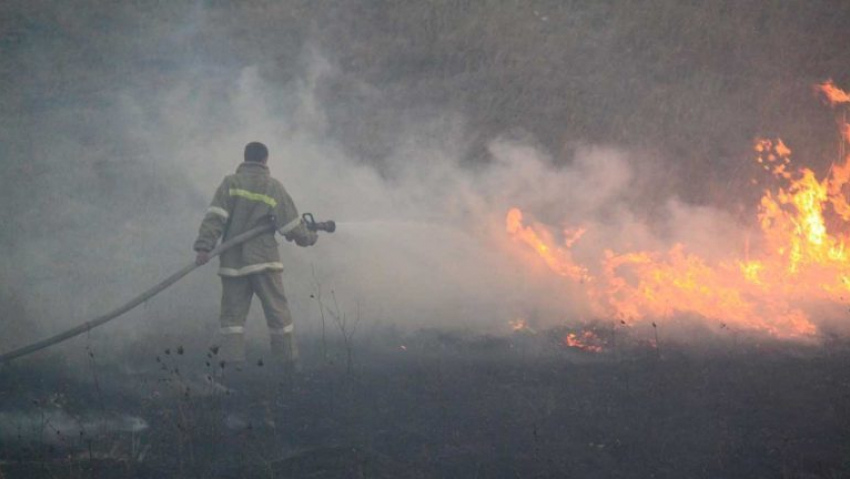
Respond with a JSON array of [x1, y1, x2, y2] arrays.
[[506, 208, 590, 282], [507, 81, 850, 339]]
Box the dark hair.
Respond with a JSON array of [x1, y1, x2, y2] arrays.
[[244, 142, 269, 162]]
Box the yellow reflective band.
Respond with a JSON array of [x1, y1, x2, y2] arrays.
[[219, 262, 284, 277], [228, 188, 277, 208]]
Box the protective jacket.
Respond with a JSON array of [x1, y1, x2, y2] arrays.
[[193, 162, 316, 277]]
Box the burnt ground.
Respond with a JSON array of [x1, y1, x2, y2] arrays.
[[1, 327, 850, 479]]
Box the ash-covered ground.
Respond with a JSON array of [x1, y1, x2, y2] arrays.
[[2, 327, 849, 479]]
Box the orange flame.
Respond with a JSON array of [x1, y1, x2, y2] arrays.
[[817, 79, 850, 106], [507, 82, 850, 339], [563, 331, 604, 353], [509, 318, 537, 334], [506, 208, 590, 282]]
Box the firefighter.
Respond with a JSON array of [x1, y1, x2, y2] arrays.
[[193, 141, 317, 367]]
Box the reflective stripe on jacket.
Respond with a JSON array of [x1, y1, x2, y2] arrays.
[[193, 162, 315, 277]]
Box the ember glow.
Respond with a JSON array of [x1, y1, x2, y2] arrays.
[[817, 80, 850, 106], [509, 318, 536, 334], [563, 331, 604, 353], [507, 82, 850, 339]]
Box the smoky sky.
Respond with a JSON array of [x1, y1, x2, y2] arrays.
[[2, 1, 850, 353]]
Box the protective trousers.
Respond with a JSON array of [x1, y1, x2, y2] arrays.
[[217, 272, 299, 363]]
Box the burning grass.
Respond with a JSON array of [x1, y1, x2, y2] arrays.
[[507, 81, 850, 340]]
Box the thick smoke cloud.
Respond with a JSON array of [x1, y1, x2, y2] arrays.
[[4, 46, 752, 355], [8, 1, 839, 357]]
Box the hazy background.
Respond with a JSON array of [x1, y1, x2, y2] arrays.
[[3, 0, 850, 354]]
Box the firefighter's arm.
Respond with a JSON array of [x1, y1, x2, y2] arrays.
[[272, 184, 318, 247], [194, 179, 231, 256]]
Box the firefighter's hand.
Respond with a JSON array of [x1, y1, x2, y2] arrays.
[[285, 227, 318, 247], [195, 250, 211, 265], [295, 230, 318, 247]]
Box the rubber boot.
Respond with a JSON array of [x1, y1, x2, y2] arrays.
[[218, 332, 246, 364], [270, 334, 301, 373]]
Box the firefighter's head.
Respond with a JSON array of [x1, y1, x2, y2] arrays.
[[244, 142, 269, 164]]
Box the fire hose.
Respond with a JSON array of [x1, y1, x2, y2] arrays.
[[0, 214, 335, 364]]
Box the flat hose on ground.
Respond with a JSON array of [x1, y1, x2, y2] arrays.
[[0, 223, 275, 364]]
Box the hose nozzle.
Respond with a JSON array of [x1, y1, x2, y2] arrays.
[[302, 213, 336, 233]]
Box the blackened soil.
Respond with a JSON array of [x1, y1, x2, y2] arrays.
[[1, 329, 849, 478]]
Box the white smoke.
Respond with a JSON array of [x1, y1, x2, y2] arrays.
[[3, 36, 759, 357]]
